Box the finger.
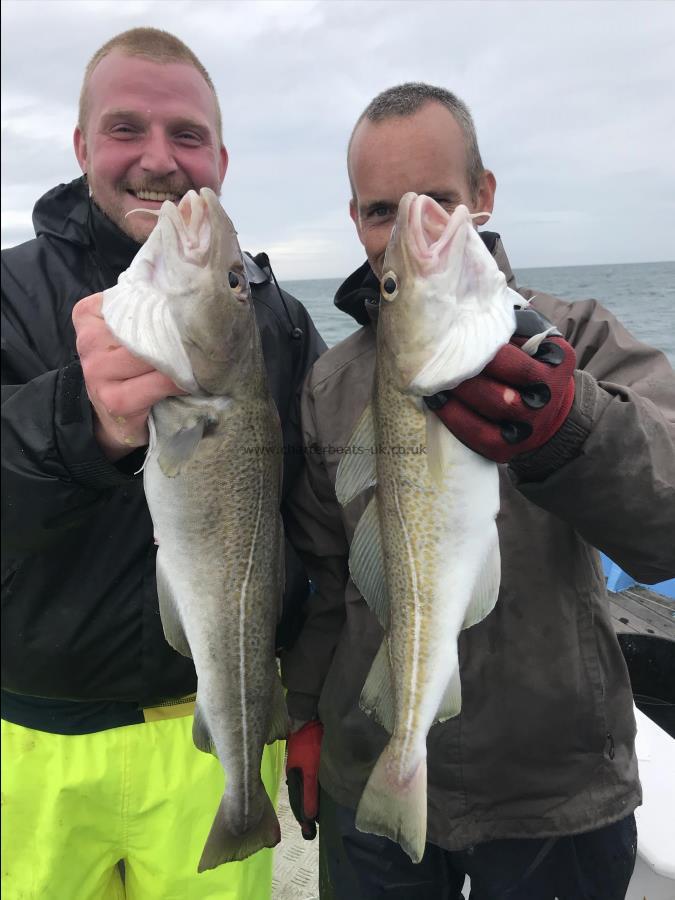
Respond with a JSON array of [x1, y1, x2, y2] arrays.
[[286, 768, 306, 826], [483, 342, 555, 387], [74, 317, 121, 358], [96, 370, 184, 420], [435, 396, 514, 464], [72, 292, 105, 323], [451, 374, 536, 424], [302, 772, 319, 820], [83, 345, 158, 381]]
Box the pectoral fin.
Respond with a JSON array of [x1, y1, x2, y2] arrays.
[[157, 418, 207, 477]]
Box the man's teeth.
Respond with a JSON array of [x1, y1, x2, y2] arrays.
[[134, 190, 178, 202]]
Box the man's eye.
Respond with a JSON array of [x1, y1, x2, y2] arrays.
[[109, 125, 138, 138], [175, 132, 202, 145], [368, 206, 395, 220], [437, 199, 458, 214]]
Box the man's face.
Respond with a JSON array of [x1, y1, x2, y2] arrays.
[[349, 102, 496, 278], [74, 52, 228, 243]]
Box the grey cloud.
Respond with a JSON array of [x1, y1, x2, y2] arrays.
[[2, 0, 674, 275]]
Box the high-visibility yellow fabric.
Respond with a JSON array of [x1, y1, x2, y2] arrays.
[[1, 715, 285, 900]]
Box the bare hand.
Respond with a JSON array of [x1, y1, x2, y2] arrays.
[[73, 292, 186, 461]]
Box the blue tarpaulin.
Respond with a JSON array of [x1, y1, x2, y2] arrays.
[[600, 553, 675, 599]]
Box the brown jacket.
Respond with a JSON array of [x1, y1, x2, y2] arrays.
[[282, 239, 675, 850]]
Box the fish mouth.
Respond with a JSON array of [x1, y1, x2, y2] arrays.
[[136, 187, 237, 273], [404, 194, 470, 275], [158, 190, 212, 261]]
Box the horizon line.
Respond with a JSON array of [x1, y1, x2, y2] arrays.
[[282, 258, 675, 282]]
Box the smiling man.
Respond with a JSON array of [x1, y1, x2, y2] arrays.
[[281, 84, 675, 899], [71, 34, 231, 461], [74, 42, 227, 243], [1, 27, 324, 900]]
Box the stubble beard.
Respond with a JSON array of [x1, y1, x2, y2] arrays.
[[94, 179, 194, 244]]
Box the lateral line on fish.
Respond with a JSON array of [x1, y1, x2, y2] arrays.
[[239, 466, 264, 824], [392, 480, 421, 780]]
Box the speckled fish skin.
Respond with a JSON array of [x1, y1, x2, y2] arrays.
[[102, 189, 287, 872], [337, 194, 516, 864]]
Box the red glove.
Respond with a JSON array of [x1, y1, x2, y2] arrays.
[[286, 720, 323, 840], [425, 309, 576, 464]]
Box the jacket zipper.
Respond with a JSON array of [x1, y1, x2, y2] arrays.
[[142, 694, 196, 711]]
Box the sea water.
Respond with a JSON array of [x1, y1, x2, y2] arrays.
[[284, 260, 675, 364]]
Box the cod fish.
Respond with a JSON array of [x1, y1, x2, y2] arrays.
[[335, 194, 517, 863], [102, 189, 287, 872]]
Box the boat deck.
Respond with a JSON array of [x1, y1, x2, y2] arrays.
[[273, 787, 320, 900], [608, 585, 675, 639]]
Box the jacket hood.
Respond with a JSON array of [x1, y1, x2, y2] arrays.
[[33, 177, 141, 277], [335, 230, 514, 326]]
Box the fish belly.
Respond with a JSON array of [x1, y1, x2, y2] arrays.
[[355, 368, 500, 862], [384, 429, 499, 756]]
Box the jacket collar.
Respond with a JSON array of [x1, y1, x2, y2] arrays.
[[89, 196, 141, 280], [33, 177, 143, 281], [32, 178, 276, 292], [334, 231, 517, 327]]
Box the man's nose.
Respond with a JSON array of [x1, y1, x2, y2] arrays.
[[140, 130, 178, 175]]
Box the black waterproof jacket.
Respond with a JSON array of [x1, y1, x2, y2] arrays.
[[1, 178, 325, 728]]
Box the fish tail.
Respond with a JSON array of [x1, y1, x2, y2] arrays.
[[197, 786, 281, 872], [355, 745, 427, 864]]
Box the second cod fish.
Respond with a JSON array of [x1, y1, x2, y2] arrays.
[[335, 193, 517, 863], [102, 188, 287, 872]]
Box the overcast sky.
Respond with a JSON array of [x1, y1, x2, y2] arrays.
[[2, 0, 674, 280]]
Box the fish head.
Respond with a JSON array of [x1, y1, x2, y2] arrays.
[[126, 187, 257, 395], [378, 192, 515, 395]]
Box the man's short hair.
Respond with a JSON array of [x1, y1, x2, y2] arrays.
[[348, 82, 485, 200], [78, 27, 223, 145]]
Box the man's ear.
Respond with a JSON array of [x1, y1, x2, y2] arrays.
[[218, 145, 229, 185], [472, 170, 496, 226], [349, 198, 364, 245], [73, 127, 87, 174]]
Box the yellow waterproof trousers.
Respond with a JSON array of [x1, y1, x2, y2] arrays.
[[1, 713, 285, 900]]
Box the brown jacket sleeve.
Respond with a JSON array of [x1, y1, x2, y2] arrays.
[[281, 378, 350, 721], [511, 294, 675, 583]]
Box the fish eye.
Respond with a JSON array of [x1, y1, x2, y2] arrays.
[[381, 271, 399, 301], [228, 271, 243, 290]]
